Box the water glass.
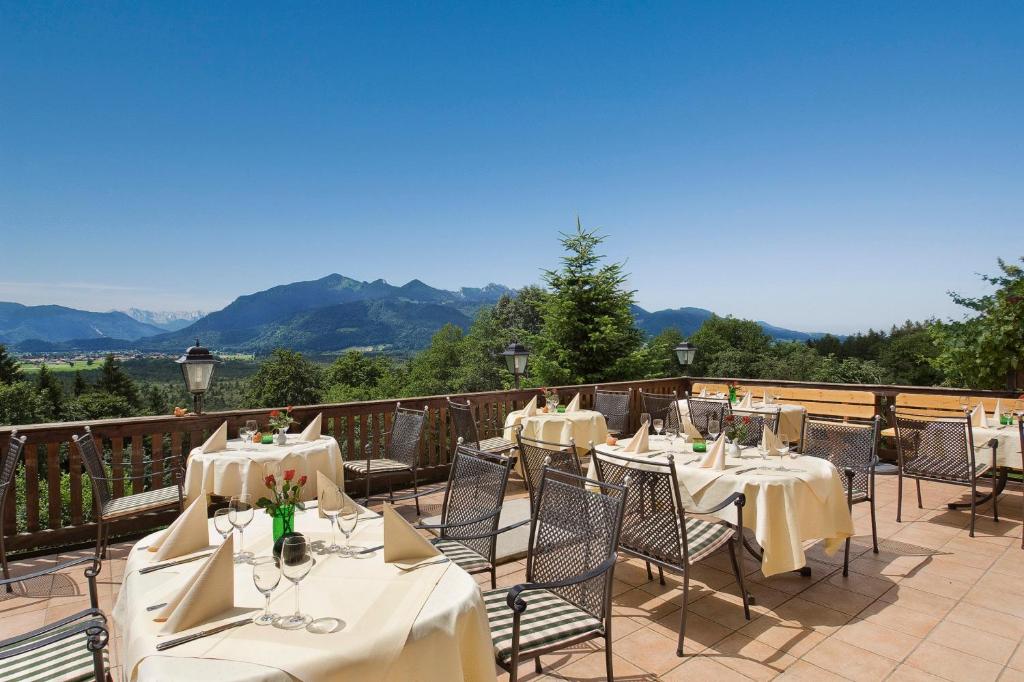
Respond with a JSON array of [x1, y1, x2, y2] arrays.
[[653, 419, 664, 436], [229, 494, 255, 563], [245, 420, 259, 439], [213, 508, 233, 543], [640, 413, 651, 432], [337, 505, 359, 557], [776, 439, 790, 469], [319, 486, 343, 554], [276, 536, 314, 629], [238, 425, 251, 445], [252, 557, 281, 626]]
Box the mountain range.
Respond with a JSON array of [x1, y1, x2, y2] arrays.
[[3, 274, 826, 353], [120, 308, 206, 332]]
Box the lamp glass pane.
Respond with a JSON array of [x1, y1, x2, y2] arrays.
[[185, 362, 214, 392], [513, 353, 528, 374]]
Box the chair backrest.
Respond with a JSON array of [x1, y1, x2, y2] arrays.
[[72, 426, 112, 508], [446, 398, 481, 448], [0, 431, 26, 506], [802, 416, 880, 495], [640, 390, 681, 433], [593, 388, 631, 435], [386, 404, 427, 469], [686, 396, 731, 437], [729, 409, 780, 447], [440, 443, 515, 563], [527, 468, 627, 620], [891, 407, 975, 482], [515, 431, 581, 512], [591, 448, 688, 568]]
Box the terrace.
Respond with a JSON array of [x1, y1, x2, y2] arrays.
[[1, 376, 1022, 682]]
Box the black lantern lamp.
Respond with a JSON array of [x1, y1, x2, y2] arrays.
[[674, 341, 698, 375], [176, 338, 220, 414], [501, 340, 529, 389]]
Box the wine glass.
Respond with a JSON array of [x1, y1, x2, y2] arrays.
[[336, 503, 359, 557], [237, 424, 251, 446], [640, 413, 651, 433], [252, 557, 281, 626], [245, 420, 259, 440], [776, 438, 790, 470], [319, 485, 343, 555], [229, 494, 255, 563], [707, 415, 721, 441], [213, 508, 233, 544], [276, 536, 314, 629], [548, 393, 560, 411], [653, 419, 664, 437]]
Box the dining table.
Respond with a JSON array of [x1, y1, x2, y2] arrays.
[[587, 434, 853, 577], [113, 505, 496, 682], [677, 397, 807, 444], [183, 434, 345, 504], [502, 408, 608, 452]]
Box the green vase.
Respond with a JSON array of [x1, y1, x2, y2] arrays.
[[272, 504, 295, 543], [729, 386, 737, 403]]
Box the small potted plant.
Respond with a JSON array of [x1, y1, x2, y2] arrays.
[[723, 414, 751, 456], [268, 406, 295, 445], [257, 469, 308, 543]]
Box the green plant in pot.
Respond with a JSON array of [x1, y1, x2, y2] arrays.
[[257, 468, 308, 548]]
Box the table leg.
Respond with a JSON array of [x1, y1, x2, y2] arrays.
[[946, 469, 1007, 510], [742, 534, 812, 578]]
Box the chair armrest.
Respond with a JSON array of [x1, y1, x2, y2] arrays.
[[506, 554, 618, 612], [416, 509, 501, 532], [686, 492, 745, 515], [0, 608, 107, 657], [429, 518, 531, 543], [0, 556, 100, 589]]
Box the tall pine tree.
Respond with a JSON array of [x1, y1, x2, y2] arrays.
[[0, 345, 21, 384], [36, 363, 65, 419], [95, 354, 140, 408]]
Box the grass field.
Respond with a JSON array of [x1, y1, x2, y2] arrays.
[[18, 360, 99, 374]]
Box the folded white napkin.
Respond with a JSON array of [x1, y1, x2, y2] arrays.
[[971, 403, 988, 428], [763, 390, 775, 405], [150, 498, 210, 561], [699, 388, 708, 397], [299, 413, 322, 441], [317, 471, 358, 520], [739, 392, 753, 408], [699, 434, 727, 470], [565, 393, 581, 412], [762, 425, 784, 456], [521, 396, 538, 417], [383, 504, 440, 564], [992, 399, 1004, 423], [621, 424, 651, 454], [156, 535, 234, 634], [200, 421, 228, 453], [682, 418, 703, 441]]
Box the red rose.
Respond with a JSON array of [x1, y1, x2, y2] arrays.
[[270, 409, 280, 418], [298, 475, 307, 487], [725, 414, 735, 423], [742, 415, 751, 424], [264, 474, 276, 488], [284, 469, 296, 482]]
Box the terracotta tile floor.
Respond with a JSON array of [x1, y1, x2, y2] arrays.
[[3, 473, 1023, 681]]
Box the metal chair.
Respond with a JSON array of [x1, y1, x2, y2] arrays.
[[417, 443, 522, 589], [728, 409, 780, 447], [640, 390, 682, 434], [0, 431, 27, 591], [446, 397, 516, 454], [802, 416, 881, 575], [686, 395, 732, 437], [593, 387, 631, 436], [483, 469, 628, 682], [515, 431, 582, 513], [0, 556, 110, 681], [343, 404, 428, 515], [73, 426, 184, 560], [591, 448, 749, 657], [892, 406, 998, 537]]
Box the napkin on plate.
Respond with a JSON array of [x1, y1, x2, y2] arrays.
[[564, 393, 581, 412], [383, 504, 440, 565], [762, 426, 784, 455], [699, 434, 727, 470], [155, 535, 235, 634], [521, 396, 538, 417], [299, 413, 322, 441], [682, 419, 703, 441], [200, 421, 228, 453], [621, 424, 651, 454], [316, 470, 358, 520], [149, 498, 210, 561], [739, 392, 753, 408], [992, 399, 1003, 423], [971, 403, 988, 428]]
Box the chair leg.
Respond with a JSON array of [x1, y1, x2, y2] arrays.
[[535, 657, 542, 674], [1, 532, 11, 593], [605, 633, 615, 681], [413, 474, 421, 517], [869, 497, 879, 554], [843, 536, 851, 577], [992, 474, 999, 522], [645, 561, 653, 581], [970, 484, 977, 537], [727, 541, 751, 622], [676, 569, 690, 656], [490, 567, 496, 590], [896, 473, 903, 522], [915, 479, 923, 509], [95, 519, 104, 560], [658, 565, 665, 586]]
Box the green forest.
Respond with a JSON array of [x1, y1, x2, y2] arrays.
[[1, 226, 1021, 426]]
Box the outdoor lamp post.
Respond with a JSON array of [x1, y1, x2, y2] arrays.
[[674, 341, 698, 375], [501, 340, 529, 389], [176, 338, 220, 415]]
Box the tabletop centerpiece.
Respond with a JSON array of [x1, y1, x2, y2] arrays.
[[723, 413, 751, 455], [268, 406, 295, 445], [728, 381, 740, 404], [258, 468, 308, 543]]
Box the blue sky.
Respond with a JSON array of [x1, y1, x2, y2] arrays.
[[1, 2, 1020, 334]]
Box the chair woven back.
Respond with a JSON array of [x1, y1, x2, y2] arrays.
[[803, 417, 880, 495], [686, 397, 731, 437], [892, 408, 976, 483], [528, 469, 627, 620], [640, 391, 681, 433], [72, 427, 112, 508], [446, 398, 481, 448], [591, 449, 686, 567], [386, 405, 427, 469], [440, 444, 514, 562], [515, 432, 581, 512], [0, 432, 26, 505], [593, 388, 631, 435], [728, 409, 779, 447]]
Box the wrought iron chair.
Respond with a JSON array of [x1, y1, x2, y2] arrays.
[[591, 448, 749, 657], [515, 431, 582, 513], [640, 390, 682, 434], [483, 469, 627, 682], [446, 397, 516, 455], [686, 395, 732, 437], [73, 426, 184, 560], [593, 387, 631, 436], [892, 406, 998, 537], [1, 431, 27, 591], [417, 442, 523, 589], [801, 416, 881, 575], [343, 404, 428, 515], [728, 409, 780, 447], [0, 556, 111, 681]]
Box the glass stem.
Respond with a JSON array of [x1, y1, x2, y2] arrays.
[[331, 518, 337, 547], [264, 592, 271, 618], [239, 529, 244, 554], [294, 582, 301, 618]]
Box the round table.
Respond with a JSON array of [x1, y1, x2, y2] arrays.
[[503, 409, 608, 450], [677, 399, 807, 444]]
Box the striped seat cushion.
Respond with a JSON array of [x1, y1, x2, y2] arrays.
[[904, 456, 988, 482], [0, 613, 108, 682], [478, 437, 515, 453], [685, 517, 733, 564], [102, 485, 179, 519], [435, 539, 492, 573], [343, 458, 411, 474], [483, 588, 603, 662]]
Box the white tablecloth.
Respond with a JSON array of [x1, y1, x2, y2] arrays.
[[184, 435, 344, 503], [503, 409, 608, 450], [973, 425, 1023, 470], [677, 400, 807, 443], [587, 435, 852, 576], [113, 508, 496, 682]]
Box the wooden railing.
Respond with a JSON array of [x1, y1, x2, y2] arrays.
[[1, 376, 1018, 555]]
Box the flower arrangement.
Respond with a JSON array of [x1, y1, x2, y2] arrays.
[[723, 413, 752, 443], [257, 469, 308, 517], [268, 406, 295, 432]]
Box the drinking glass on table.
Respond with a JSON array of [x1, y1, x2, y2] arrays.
[[229, 494, 255, 563], [652, 419, 664, 437], [213, 508, 233, 544], [319, 486, 343, 555], [238, 424, 252, 445], [252, 557, 281, 626], [548, 393, 559, 411], [337, 503, 360, 557], [640, 413, 651, 432], [276, 536, 314, 629], [245, 420, 259, 442], [775, 439, 790, 470], [707, 416, 721, 441]]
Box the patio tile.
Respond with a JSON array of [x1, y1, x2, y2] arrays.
[[613, 627, 692, 675], [547, 651, 650, 681], [963, 582, 1024, 619], [945, 601, 1024, 640], [798, 580, 876, 615], [801, 636, 897, 681], [925, 620, 1018, 666], [877, 584, 958, 618], [827, 569, 897, 598], [767, 596, 852, 634], [902, 640, 1003, 682], [660, 654, 749, 681], [737, 615, 827, 658], [857, 600, 943, 638], [775, 659, 848, 681], [649, 609, 731, 653], [708, 632, 797, 680], [830, 617, 922, 661]]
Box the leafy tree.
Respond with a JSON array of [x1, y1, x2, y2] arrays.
[[533, 219, 644, 384], [72, 370, 88, 397], [878, 321, 942, 386], [493, 286, 547, 338], [35, 364, 65, 419], [403, 324, 468, 396], [63, 392, 137, 421], [0, 345, 21, 384], [755, 342, 824, 381], [641, 328, 686, 378], [811, 355, 893, 384], [688, 316, 772, 378], [243, 349, 324, 408], [0, 382, 48, 425], [145, 385, 168, 415], [94, 354, 140, 407], [323, 351, 403, 402]]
